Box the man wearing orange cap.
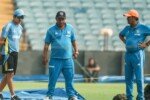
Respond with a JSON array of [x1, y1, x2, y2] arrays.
[[119, 9, 150, 100]]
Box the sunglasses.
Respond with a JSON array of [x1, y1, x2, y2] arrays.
[[16, 16, 24, 19]]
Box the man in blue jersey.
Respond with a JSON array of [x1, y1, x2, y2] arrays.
[[0, 9, 25, 100], [42, 11, 79, 100], [119, 9, 150, 100]]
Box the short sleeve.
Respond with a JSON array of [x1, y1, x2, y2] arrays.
[[71, 28, 76, 42], [1, 24, 11, 38], [143, 26, 150, 36], [119, 26, 128, 37], [44, 29, 53, 44]]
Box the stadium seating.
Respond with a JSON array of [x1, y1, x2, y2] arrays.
[[14, 0, 150, 51], [0, 0, 14, 33]]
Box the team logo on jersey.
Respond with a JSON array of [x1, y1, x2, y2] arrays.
[[54, 32, 61, 38], [66, 31, 71, 37], [134, 30, 140, 36], [12, 29, 16, 34]]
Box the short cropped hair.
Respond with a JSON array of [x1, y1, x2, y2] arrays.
[[113, 94, 127, 100], [144, 84, 150, 100]]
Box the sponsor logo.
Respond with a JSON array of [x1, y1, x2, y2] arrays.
[[55, 32, 58, 35], [7, 69, 14, 71], [134, 33, 140, 36], [137, 63, 140, 66], [12, 35, 20, 39], [134, 30, 140, 36], [49, 65, 54, 68]]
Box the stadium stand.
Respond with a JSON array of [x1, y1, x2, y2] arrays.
[[12, 0, 150, 51], [0, 0, 14, 32], [0, 0, 28, 51]]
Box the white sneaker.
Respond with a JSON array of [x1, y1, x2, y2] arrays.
[[44, 96, 53, 100], [69, 96, 78, 100]]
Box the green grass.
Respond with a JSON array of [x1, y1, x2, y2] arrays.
[[4, 82, 139, 100]]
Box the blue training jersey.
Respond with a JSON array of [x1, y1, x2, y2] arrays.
[[119, 23, 150, 53], [1, 21, 23, 55], [45, 23, 76, 59]]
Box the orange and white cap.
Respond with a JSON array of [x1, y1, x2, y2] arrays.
[[123, 9, 139, 18]]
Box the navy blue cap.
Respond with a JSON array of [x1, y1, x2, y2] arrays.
[[56, 11, 66, 18]]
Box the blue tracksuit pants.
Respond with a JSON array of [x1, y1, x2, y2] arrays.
[[125, 50, 144, 100], [47, 58, 76, 98]]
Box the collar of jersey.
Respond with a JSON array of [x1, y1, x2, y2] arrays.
[[130, 22, 140, 29], [55, 23, 67, 30]]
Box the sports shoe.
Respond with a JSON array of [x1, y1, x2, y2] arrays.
[[11, 95, 21, 100], [0, 94, 3, 100], [44, 96, 53, 100], [68, 96, 78, 100]]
